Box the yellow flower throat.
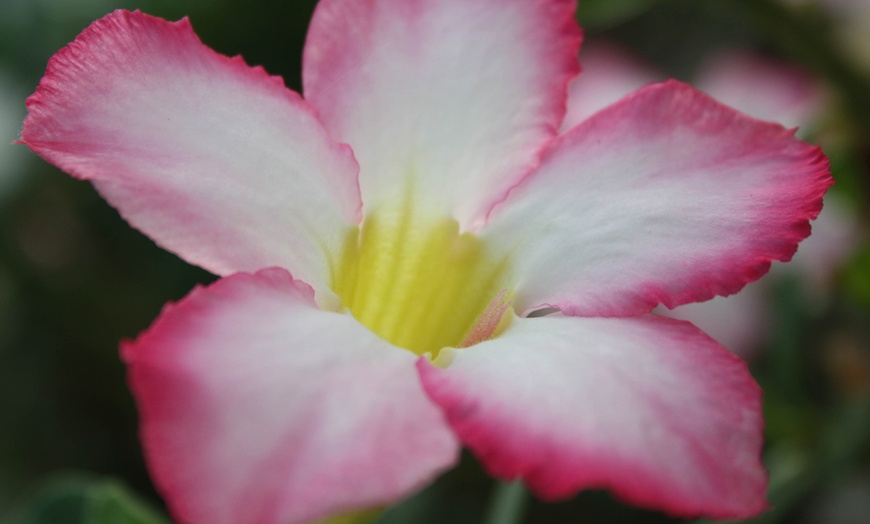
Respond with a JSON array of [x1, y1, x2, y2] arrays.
[[332, 205, 513, 358]]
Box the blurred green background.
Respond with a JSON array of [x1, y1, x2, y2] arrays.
[[1, 0, 869, 522]]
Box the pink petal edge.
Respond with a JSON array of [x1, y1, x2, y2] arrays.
[[124, 268, 458, 524], [303, 0, 582, 229], [561, 42, 660, 132], [483, 80, 832, 317], [20, 10, 361, 300], [417, 314, 769, 519]]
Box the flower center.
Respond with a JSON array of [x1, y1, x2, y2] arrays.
[[332, 205, 512, 358]]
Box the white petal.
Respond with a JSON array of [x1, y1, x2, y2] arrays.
[[21, 11, 361, 300], [483, 81, 831, 316], [125, 269, 458, 524], [418, 314, 768, 519], [303, 0, 581, 227]]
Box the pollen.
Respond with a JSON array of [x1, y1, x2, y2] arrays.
[[332, 205, 513, 358]]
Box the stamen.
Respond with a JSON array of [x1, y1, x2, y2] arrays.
[[460, 289, 513, 348]]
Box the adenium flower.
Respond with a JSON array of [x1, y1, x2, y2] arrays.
[[20, 1, 832, 523], [693, 51, 827, 132], [563, 44, 826, 133], [563, 43, 855, 357]]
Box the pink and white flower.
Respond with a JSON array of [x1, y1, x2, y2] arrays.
[[20, 1, 832, 523], [564, 45, 826, 133], [693, 51, 826, 132]]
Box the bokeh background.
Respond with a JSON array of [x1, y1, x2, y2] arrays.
[[1, 0, 869, 522]]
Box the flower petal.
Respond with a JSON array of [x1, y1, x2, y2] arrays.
[[123, 268, 458, 524], [784, 193, 859, 295], [20, 10, 361, 299], [696, 50, 824, 130], [417, 314, 768, 519], [482, 80, 832, 316], [303, 0, 581, 227], [561, 43, 659, 132], [660, 194, 859, 358], [655, 287, 770, 359]]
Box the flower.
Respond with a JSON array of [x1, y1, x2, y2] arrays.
[[563, 43, 856, 357], [692, 51, 827, 132], [20, 1, 832, 523], [563, 44, 826, 133]]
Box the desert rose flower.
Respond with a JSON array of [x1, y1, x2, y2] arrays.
[[694, 51, 827, 132], [564, 45, 825, 133], [20, 1, 832, 523]]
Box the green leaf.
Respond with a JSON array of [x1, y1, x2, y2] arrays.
[[843, 242, 870, 311], [20, 475, 168, 524], [318, 508, 382, 524], [576, 0, 664, 31], [18, 479, 86, 524], [82, 481, 169, 524]]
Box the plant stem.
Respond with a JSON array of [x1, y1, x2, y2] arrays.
[[483, 481, 528, 524]]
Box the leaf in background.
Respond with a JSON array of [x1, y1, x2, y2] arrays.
[[844, 243, 870, 311], [575, 0, 663, 31], [19, 475, 168, 524], [321, 509, 382, 524]]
